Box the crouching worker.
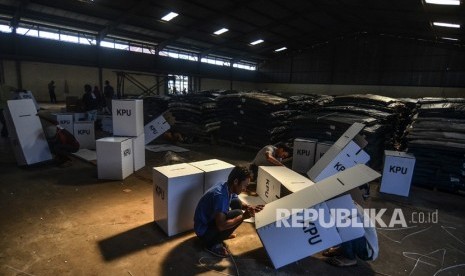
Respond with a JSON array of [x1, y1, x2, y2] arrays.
[[249, 143, 291, 182], [194, 166, 264, 258], [41, 115, 80, 167]]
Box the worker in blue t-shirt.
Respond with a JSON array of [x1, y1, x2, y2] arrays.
[[194, 166, 264, 258]]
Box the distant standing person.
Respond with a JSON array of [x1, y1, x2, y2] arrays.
[[103, 80, 115, 114], [82, 84, 99, 121], [93, 85, 104, 112], [48, 80, 57, 103]]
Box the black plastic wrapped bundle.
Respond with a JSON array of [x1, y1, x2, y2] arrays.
[[168, 94, 220, 139], [217, 92, 293, 148], [143, 95, 171, 124], [288, 94, 412, 169], [406, 98, 465, 193]]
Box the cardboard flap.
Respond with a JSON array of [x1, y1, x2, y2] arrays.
[[255, 184, 323, 229], [334, 123, 365, 148], [315, 164, 380, 199], [353, 134, 368, 149], [307, 123, 366, 180], [255, 164, 380, 229]]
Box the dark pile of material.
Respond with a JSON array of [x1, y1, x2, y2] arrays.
[[289, 94, 414, 169], [406, 98, 465, 192], [168, 94, 220, 139], [217, 91, 331, 149], [217, 92, 291, 149], [143, 95, 171, 124]]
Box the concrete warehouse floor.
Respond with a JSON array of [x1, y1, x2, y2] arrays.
[[1, 103, 465, 276]]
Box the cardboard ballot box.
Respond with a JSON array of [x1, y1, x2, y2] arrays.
[[73, 121, 95, 149], [56, 113, 74, 135], [153, 163, 204, 236], [132, 133, 145, 171], [144, 114, 171, 145], [255, 164, 380, 269], [74, 113, 87, 122], [292, 138, 317, 173], [189, 159, 235, 192], [380, 150, 416, 197], [4, 99, 52, 165], [257, 166, 313, 204], [112, 99, 144, 136], [315, 141, 333, 162], [11, 90, 40, 111], [101, 115, 113, 133], [308, 123, 370, 182], [96, 137, 133, 180]]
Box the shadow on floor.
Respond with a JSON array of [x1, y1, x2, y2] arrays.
[[160, 235, 231, 276], [98, 222, 168, 261], [158, 235, 377, 275]]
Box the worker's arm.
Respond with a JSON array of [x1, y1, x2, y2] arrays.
[[265, 152, 284, 166], [214, 208, 254, 232], [240, 200, 265, 213]]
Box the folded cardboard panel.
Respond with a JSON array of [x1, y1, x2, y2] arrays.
[[5, 99, 52, 165], [144, 115, 171, 145], [311, 140, 370, 182], [255, 164, 380, 269], [307, 123, 368, 181]]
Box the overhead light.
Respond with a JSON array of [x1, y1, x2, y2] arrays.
[[441, 37, 459, 41], [274, 47, 287, 52], [161, 12, 178, 22], [425, 0, 460, 5], [250, 39, 264, 45], [214, 28, 229, 35], [433, 22, 460, 28]]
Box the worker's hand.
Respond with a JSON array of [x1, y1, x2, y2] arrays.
[[243, 206, 255, 219], [253, 205, 264, 213]]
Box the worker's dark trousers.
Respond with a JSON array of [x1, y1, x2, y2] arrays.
[[199, 198, 243, 248]]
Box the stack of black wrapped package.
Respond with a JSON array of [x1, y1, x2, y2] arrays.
[[289, 94, 413, 169], [217, 92, 292, 149], [217, 91, 332, 149], [406, 97, 465, 193], [143, 95, 171, 124], [168, 94, 220, 140]]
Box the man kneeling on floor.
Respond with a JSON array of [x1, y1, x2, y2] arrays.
[[194, 166, 264, 258]]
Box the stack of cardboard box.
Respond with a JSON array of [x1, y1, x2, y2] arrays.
[[97, 99, 144, 179], [153, 159, 235, 236], [55, 113, 95, 150]]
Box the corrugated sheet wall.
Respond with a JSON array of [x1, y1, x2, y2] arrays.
[[259, 35, 465, 87]]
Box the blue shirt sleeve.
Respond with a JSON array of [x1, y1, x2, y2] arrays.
[[212, 193, 230, 215]]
